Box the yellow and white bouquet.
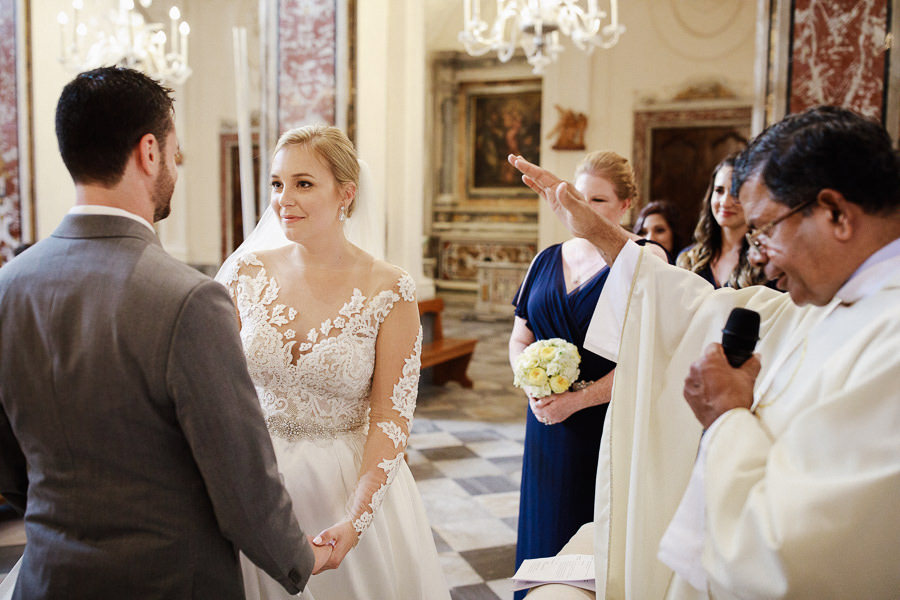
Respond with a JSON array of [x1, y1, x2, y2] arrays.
[[513, 338, 581, 399]]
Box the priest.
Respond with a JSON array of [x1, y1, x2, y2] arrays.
[[513, 106, 900, 599]]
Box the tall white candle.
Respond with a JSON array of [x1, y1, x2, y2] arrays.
[[233, 27, 256, 239], [72, 0, 82, 51], [179, 21, 190, 64], [57, 11, 68, 58], [169, 6, 181, 55]]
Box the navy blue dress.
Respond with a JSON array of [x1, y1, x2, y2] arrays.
[[512, 243, 616, 597]]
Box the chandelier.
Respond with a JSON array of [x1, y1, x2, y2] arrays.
[[459, 0, 624, 74], [57, 0, 192, 86]]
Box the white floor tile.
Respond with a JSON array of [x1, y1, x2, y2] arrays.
[[439, 552, 484, 588], [474, 492, 520, 519], [433, 518, 517, 552], [467, 439, 524, 459], [433, 457, 505, 478]]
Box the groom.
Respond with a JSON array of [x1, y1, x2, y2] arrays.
[[0, 67, 329, 598]]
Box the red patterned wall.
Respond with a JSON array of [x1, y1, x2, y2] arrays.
[[0, 0, 21, 264], [278, 0, 337, 130], [789, 0, 888, 119]]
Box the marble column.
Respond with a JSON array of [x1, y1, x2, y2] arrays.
[[276, 0, 336, 130], [356, 0, 434, 298], [757, 0, 898, 136], [0, 0, 24, 264]]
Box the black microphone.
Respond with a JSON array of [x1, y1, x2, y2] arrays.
[[721, 308, 760, 368]]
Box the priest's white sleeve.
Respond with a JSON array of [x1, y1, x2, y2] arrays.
[[583, 239, 643, 362]]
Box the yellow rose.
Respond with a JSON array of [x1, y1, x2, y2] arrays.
[[539, 345, 557, 361], [524, 367, 547, 386], [549, 375, 570, 394]]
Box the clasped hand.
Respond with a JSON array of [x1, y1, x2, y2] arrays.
[[310, 519, 359, 573], [683, 343, 761, 429], [529, 389, 585, 426]]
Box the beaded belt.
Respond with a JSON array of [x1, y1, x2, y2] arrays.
[[266, 413, 366, 441]]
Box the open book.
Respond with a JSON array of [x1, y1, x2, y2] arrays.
[[511, 554, 595, 592]]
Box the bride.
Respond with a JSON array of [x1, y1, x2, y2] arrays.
[[216, 125, 449, 599]]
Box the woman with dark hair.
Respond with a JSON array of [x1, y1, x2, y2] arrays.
[[633, 200, 681, 264], [677, 155, 767, 288]]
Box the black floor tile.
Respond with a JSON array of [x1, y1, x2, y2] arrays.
[[456, 475, 519, 495], [450, 582, 502, 600], [410, 461, 444, 481], [420, 445, 479, 461], [459, 544, 517, 582]]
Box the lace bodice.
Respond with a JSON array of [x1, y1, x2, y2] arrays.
[[224, 253, 421, 537]]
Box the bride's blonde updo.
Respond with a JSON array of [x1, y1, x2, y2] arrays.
[[274, 125, 361, 216]]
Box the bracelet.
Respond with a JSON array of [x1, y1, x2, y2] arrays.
[[572, 380, 595, 391]]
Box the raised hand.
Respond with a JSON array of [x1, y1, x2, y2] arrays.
[[507, 154, 600, 239], [507, 154, 629, 265], [312, 519, 359, 571]]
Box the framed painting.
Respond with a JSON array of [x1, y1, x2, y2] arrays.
[[459, 79, 541, 199], [219, 132, 260, 261]]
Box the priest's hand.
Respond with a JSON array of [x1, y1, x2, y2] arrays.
[[683, 343, 760, 429], [507, 154, 599, 240], [507, 154, 629, 264]]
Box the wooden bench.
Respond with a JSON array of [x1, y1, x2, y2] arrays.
[[418, 297, 477, 388]]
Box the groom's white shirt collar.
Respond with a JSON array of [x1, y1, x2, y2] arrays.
[[69, 205, 156, 234]]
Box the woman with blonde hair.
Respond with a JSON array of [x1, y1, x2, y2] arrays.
[[216, 125, 448, 599], [509, 151, 666, 599]]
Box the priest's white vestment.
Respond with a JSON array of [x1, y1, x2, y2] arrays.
[[583, 240, 900, 599]]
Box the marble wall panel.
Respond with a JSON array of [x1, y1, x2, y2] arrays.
[[439, 240, 537, 282], [0, 0, 21, 265], [789, 0, 888, 119], [278, 0, 336, 130]]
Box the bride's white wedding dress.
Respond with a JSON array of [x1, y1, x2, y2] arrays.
[[224, 252, 449, 600]]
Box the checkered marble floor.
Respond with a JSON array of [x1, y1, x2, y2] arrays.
[[0, 306, 525, 599], [414, 308, 524, 600]]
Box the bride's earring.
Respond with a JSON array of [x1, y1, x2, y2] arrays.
[[338, 205, 347, 223]]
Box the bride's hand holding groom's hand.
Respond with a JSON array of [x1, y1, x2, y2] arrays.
[[308, 535, 334, 574], [312, 519, 359, 571]]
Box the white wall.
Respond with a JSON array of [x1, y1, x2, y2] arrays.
[[425, 0, 758, 250], [357, 0, 434, 298], [31, 0, 75, 241], [175, 0, 260, 265], [28, 0, 259, 265]]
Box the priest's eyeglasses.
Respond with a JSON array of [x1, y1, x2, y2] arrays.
[[745, 197, 817, 251]]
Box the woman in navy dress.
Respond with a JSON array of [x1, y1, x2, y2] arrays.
[[509, 152, 667, 598]]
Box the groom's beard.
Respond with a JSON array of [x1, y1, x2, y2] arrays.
[[152, 161, 176, 222]]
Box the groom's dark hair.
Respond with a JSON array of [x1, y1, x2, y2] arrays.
[[55, 66, 175, 187]]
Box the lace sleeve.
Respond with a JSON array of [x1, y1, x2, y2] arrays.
[[347, 273, 421, 537], [220, 254, 264, 328]]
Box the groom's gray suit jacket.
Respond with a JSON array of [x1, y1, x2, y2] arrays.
[[0, 214, 313, 599]]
